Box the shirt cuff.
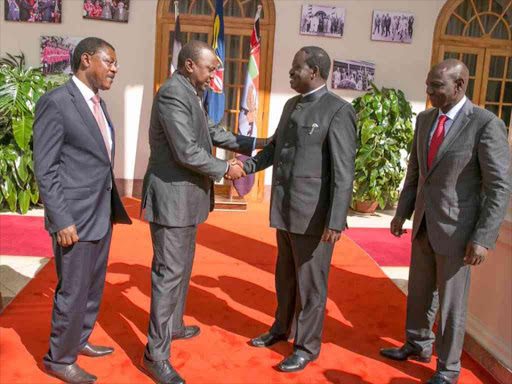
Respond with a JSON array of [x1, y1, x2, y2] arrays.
[[225, 162, 230, 174], [252, 138, 257, 151]]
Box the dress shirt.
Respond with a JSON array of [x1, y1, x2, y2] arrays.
[[428, 96, 467, 149], [72, 76, 113, 151], [302, 84, 326, 98]]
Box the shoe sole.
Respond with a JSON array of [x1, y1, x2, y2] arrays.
[[139, 362, 185, 384], [44, 368, 97, 383]]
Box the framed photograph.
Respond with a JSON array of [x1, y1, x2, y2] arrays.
[[332, 60, 376, 91], [40, 36, 85, 75], [83, 0, 130, 22], [371, 10, 414, 43], [300, 4, 345, 38], [4, 0, 62, 23]]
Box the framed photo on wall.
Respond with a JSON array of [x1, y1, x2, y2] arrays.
[[4, 0, 62, 23], [300, 4, 345, 38], [83, 0, 130, 22], [332, 60, 375, 91], [371, 10, 414, 43], [40, 36, 85, 75]]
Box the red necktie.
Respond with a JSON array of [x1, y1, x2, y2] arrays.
[[91, 95, 112, 161], [427, 115, 447, 169]]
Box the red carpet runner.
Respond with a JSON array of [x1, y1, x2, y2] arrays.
[[0, 199, 495, 383], [0, 215, 53, 257]]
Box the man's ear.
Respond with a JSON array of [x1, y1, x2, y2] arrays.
[[311, 65, 320, 79], [80, 53, 91, 70], [455, 77, 465, 92], [184, 58, 194, 74]]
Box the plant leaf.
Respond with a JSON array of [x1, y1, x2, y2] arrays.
[[12, 113, 33, 151], [18, 189, 30, 214]]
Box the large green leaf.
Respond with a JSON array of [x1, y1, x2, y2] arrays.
[[30, 180, 39, 204], [2, 176, 17, 211], [15, 153, 29, 184], [12, 113, 33, 151], [18, 189, 30, 214]]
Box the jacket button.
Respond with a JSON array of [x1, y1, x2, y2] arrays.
[[288, 123, 294, 128], [275, 181, 280, 185], [284, 142, 289, 147], [107, 187, 112, 191], [278, 161, 283, 166]]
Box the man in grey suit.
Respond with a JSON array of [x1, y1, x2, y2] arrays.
[[140, 40, 268, 384], [380, 59, 510, 384], [243, 46, 357, 372], [34, 37, 131, 383]]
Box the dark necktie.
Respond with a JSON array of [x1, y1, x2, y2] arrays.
[[427, 115, 447, 169]]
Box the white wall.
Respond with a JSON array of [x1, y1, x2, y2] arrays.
[[0, 0, 157, 182], [264, 0, 445, 184]]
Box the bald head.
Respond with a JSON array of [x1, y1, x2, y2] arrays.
[[426, 59, 469, 113], [431, 59, 469, 85]]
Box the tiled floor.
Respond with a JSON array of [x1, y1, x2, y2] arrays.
[[0, 207, 413, 311]]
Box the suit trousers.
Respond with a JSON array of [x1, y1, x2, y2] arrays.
[[145, 222, 197, 361], [405, 219, 471, 380], [43, 224, 113, 370], [270, 229, 334, 359]]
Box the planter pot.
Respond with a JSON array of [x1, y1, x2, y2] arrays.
[[354, 200, 379, 214]]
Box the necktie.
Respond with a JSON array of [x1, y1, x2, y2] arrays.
[[91, 95, 111, 161], [427, 115, 447, 169]]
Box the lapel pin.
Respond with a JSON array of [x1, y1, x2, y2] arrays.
[[309, 123, 318, 135]]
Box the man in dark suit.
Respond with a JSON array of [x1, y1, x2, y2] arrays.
[[242, 46, 357, 372], [140, 40, 268, 384], [380, 59, 510, 384], [18, 0, 32, 21], [34, 37, 131, 384]]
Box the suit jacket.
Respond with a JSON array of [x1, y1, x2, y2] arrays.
[[141, 72, 254, 227], [33, 79, 131, 242], [243, 86, 357, 236], [397, 100, 510, 256]]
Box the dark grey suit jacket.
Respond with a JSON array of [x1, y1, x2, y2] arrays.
[[397, 100, 510, 256], [243, 86, 357, 236], [33, 80, 131, 242], [141, 72, 254, 227]]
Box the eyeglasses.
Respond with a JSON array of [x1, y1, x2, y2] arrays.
[[101, 57, 120, 70]]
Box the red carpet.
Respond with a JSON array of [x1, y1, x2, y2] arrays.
[[0, 215, 53, 257], [345, 228, 412, 267], [0, 199, 496, 383]]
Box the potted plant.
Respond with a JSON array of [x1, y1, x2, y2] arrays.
[[0, 53, 67, 214], [350, 83, 415, 214]]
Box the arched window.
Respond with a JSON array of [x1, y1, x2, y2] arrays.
[[432, 0, 511, 128], [155, 0, 276, 201]]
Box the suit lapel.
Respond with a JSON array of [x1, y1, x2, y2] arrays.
[[427, 100, 473, 175], [67, 80, 111, 162], [419, 109, 438, 176], [176, 73, 213, 152]]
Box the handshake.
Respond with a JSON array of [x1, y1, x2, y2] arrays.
[[224, 159, 247, 180]]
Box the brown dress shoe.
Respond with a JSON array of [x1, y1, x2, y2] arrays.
[[78, 343, 114, 357], [44, 363, 97, 383], [380, 343, 432, 363]]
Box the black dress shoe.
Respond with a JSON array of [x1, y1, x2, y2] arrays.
[[78, 343, 114, 357], [171, 326, 200, 341], [140, 354, 186, 384], [380, 343, 432, 363], [278, 353, 313, 373], [250, 332, 287, 348], [426, 373, 456, 384], [44, 363, 97, 383]]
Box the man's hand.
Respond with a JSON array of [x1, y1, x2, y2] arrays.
[[464, 242, 488, 266], [321, 228, 341, 244], [224, 160, 246, 180], [56, 224, 79, 248], [390, 216, 407, 237]]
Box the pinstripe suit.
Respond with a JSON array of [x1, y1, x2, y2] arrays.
[[397, 99, 510, 380]]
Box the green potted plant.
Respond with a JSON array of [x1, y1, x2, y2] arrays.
[[0, 53, 67, 214], [350, 83, 415, 214]]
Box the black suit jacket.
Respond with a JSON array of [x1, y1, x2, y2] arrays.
[[244, 86, 357, 236], [33, 79, 131, 242]]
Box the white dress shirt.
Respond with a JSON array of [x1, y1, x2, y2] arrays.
[[428, 96, 467, 148], [72, 75, 113, 151]]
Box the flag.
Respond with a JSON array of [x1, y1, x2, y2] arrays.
[[233, 5, 262, 197], [204, 0, 225, 125], [169, 2, 182, 77]]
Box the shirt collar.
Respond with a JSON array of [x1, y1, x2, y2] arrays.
[[439, 95, 467, 120], [302, 84, 326, 97], [72, 75, 97, 102]]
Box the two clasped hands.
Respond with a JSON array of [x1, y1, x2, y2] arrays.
[[224, 158, 246, 180]]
